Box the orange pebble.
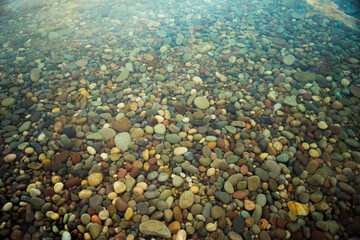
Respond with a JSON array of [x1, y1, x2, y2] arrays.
[[163, 120, 170, 127], [133, 186, 144, 196], [245, 123, 252, 130], [110, 63, 117, 69], [91, 215, 101, 224], [246, 66, 253, 71], [208, 142, 216, 149], [199, 166, 207, 172], [288, 186, 293, 192]]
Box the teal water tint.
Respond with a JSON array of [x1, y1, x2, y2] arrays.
[[0, 0, 360, 240]]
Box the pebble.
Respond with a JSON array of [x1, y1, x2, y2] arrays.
[[248, 176, 260, 191], [114, 132, 132, 150], [283, 54, 296, 65], [194, 96, 210, 109], [174, 147, 188, 155], [179, 190, 194, 209], [139, 220, 171, 238], [0, 2, 358, 240], [88, 172, 103, 186]]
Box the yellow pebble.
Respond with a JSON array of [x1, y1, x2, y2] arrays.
[[84, 233, 91, 240], [19, 170, 25, 175], [52, 108, 60, 113], [77, 225, 85, 234], [278, 185, 285, 191], [81, 180, 88, 187], [50, 213, 59, 220], [190, 186, 199, 194], [51, 175, 61, 184]]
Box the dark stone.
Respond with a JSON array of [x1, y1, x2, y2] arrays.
[[63, 128, 76, 139], [232, 215, 245, 234]]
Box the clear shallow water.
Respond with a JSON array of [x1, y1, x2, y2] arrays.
[[0, 0, 359, 240]]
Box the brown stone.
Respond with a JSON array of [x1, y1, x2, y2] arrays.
[[276, 218, 286, 228], [173, 102, 187, 114], [292, 231, 303, 240], [55, 150, 70, 163], [51, 161, 62, 172], [168, 221, 181, 234], [259, 231, 271, 240], [130, 167, 139, 178], [232, 191, 247, 199], [310, 230, 327, 240], [27, 162, 43, 170], [115, 197, 128, 212], [173, 206, 183, 222], [44, 187, 55, 197], [65, 177, 81, 188], [111, 118, 132, 132], [71, 152, 81, 164], [10, 230, 23, 240], [270, 228, 287, 239]]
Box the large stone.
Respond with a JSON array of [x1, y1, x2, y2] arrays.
[[89, 223, 101, 239], [139, 220, 171, 238], [194, 96, 210, 109], [287, 201, 309, 216], [114, 132, 131, 151], [30, 68, 41, 81], [179, 190, 194, 209], [293, 71, 316, 82], [283, 54, 296, 65], [88, 173, 103, 186], [99, 128, 116, 141], [116, 69, 130, 82], [248, 176, 260, 191], [283, 96, 297, 107], [1, 97, 16, 107], [111, 118, 132, 132], [350, 84, 360, 98]]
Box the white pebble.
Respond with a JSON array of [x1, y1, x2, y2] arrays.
[[87, 146, 96, 155], [29, 188, 41, 197], [62, 231, 71, 240], [54, 182, 64, 193], [100, 153, 108, 160], [182, 117, 190, 123]]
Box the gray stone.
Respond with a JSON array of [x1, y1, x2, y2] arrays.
[[283, 54, 296, 65], [256, 194, 266, 207], [172, 176, 183, 187], [194, 96, 210, 109], [277, 153, 290, 162], [247, 176, 260, 191], [154, 124, 166, 135], [30, 197, 45, 210], [283, 95, 297, 107], [214, 191, 231, 204], [19, 121, 32, 132], [180, 163, 198, 174], [116, 69, 129, 82], [255, 168, 269, 181], [114, 132, 131, 151], [99, 128, 116, 141], [157, 173, 169, 182]]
